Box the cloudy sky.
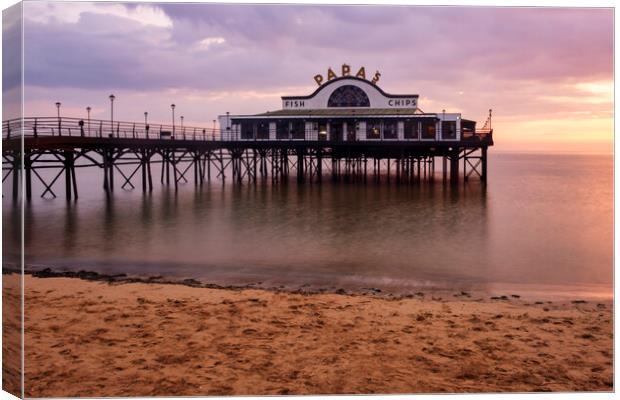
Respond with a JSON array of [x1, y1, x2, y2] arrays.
[[3, 2, 614, 153]]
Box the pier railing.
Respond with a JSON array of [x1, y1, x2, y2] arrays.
[[3, 117, 492, 143], [2, 117, 220, 141]]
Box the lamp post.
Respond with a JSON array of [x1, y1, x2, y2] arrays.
[[86, 106, 91, 136], [109, 94, 115, 137], [171, 104, 176, 139], [143, 111, 149, 137], [180, 116, 184, 128], [226, 111, 230, 140], [55, 102, 61, 135]]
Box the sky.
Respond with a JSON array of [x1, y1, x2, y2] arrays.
[[2, 2, 614, 153]]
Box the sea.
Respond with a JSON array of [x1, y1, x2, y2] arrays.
[[3, 152, 613, 300]]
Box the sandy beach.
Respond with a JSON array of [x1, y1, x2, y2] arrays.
[[13, 273, 613, 396]]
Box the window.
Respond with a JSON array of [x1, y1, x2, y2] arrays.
[[404, 120, 419, 139], [366, 120, 381, 139], [291, 121, 305, 139], [318, 122, 328, 140], [383, 121, 398, 139], [256, 122, 270, 139], [461, 120, 476, 139], [441, 121, 457, 140], [421, 120, 436, 140], [327, 85, 371, 107], [276, 121, 289, 139], [241, 122, 254, 139]]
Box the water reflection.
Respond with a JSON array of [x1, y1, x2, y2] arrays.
[[4, 154, 613, 297]]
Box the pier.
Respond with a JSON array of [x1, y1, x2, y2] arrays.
[[2, 115, 492, 201]]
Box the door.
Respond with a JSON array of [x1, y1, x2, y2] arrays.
[[346, 121, 357, 141], [330, 122, 343, 142]]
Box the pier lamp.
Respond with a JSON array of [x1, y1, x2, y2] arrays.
[[144, 112, 149, 137], [181, 116, 184, 128], [55, 102, 61, 135], [109, 94, 116, 138], [86, 106, 91, 135], [226, 111, 230, 140], [171, 104, 176, 138]]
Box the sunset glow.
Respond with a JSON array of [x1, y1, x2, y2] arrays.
[[4, 3, 613, 153]]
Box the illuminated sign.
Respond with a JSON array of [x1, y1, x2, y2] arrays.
[[314, 64, 381, 86]]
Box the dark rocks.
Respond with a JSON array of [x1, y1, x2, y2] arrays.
[[181, 278, 202, 287]]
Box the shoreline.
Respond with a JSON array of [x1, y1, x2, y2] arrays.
[[5, 264, 613, 303], [7, 272, 614, 396]]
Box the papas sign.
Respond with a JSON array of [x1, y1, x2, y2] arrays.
[[314, 64, 380, 86]]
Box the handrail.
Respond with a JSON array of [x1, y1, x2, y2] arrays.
[[2, 117, 493, 143], [2, 116, 220, 141]]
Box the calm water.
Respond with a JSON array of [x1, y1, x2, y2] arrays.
[[3, 153, 613, 299]]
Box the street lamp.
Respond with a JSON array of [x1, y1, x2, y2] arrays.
[[144, 111, 148, 125], [86, 106, 91, 136], [109, 94, 115, 138], [226, 111, 230, 140], [180, 116, 184, 128], [55, 102, 61, 135], [171, 104, 176, 138]]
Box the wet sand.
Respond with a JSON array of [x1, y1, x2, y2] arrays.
[[18, 274, 613, 396]]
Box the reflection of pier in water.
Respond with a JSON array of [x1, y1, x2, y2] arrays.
[[11, 180, 490, 290], [2, 116, 492, 200]]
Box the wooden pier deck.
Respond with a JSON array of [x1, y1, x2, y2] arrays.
[[2, 117, 493, 200]]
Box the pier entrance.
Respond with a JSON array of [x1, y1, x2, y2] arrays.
[[330, 121, 357, 142], [330, 122, 343, 142]]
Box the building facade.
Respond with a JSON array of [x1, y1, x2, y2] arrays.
[[218, 75, 478, 142]]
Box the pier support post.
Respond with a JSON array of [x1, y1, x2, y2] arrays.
[[317, 149, 322, 182], [12, 153, 19, 201], [147, 155, 153, 191], [141, 149, 147, 192], [450, 150, 460, 183], [25, 150, 32, 200], [481, 146, 488, 183], [64, 150, 73, 200], [297, 150, 304, 183], [194, 152, 199, 186], [103, 151, 109, 192]]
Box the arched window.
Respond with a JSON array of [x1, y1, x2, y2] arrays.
[[327, 85, 370, 107]]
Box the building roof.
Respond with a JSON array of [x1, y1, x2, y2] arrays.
[[281, 76, 419, 100], [248, 108, 435, 118]]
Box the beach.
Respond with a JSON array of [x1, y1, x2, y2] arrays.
[[15, 273, 613, 397]]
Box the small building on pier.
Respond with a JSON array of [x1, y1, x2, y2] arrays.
[[218, 74, 479, 142]]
